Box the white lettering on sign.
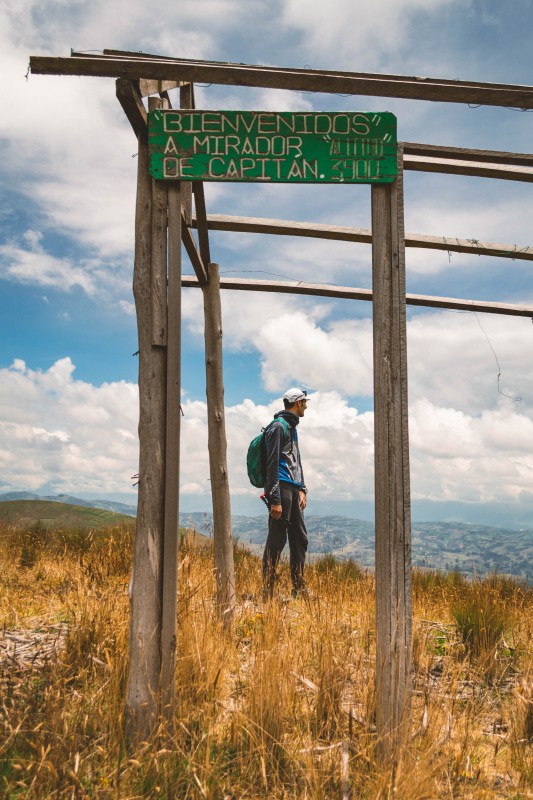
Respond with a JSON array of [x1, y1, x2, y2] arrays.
[[190, 135, 304, 157], [152, 111, 395, 182], [163, 111, 373, 137], [162, 155, 385, 182]]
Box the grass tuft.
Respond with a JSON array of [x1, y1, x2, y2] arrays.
[[0, 518, 531, 798]]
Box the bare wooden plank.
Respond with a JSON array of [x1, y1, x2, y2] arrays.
[[149, 97, 168, 346], [192, 213, 533, 262], [179, 83, 193, 227], [192, 184, 211, 268], [181, 221, 208, 284], [160, 182, 182, 728], [404, 155, 533, 183], [140, 79, 180, 96], [372, 147, 411, 759], [30, 55, 533, 108], [403, 141, 533, 168], [201, 264, 236, 629], [115, 79, 147, 139], [124, 128, 164, 747], [180, 276, 533, 318]]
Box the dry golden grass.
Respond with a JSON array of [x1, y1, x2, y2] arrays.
[[0, 520, 532, 799]]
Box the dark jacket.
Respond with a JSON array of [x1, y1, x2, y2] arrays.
[[264, 410, 307, 505]]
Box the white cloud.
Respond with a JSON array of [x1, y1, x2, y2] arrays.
[[407, 310, 531, 414], [3, 350, 533, 512], [0, 234, 97, 294], [0, 358, 138, 496], [181, 287, 532, 417], [281, 0, 462, 69]]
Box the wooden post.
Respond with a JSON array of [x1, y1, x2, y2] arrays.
[[160, 182, 182, 726], [150, 96, 168, 346], [125, 128, 167, 746], [202, 264, 236, 629], [371, 145, 412, 760], [179, 82, 193, 227]]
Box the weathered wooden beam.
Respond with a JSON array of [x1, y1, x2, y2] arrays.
[[372, 148, 412, 758], [404, 155, 533, 183], [160, 182, 182, 728], [183, 81, 212, 269], [192, 213, 533, 262], [30, 54, 533, 108], [181, 220, 208, 285], [179, 83, 193, 227], [192, 183, 212, 268], [202, 263, 236, 629], [149, 97, 169, 347], [140, 79, 180, 97], [403, 141, 533, 168], [125, 127, 164, 747], [115, 79, 147, 139], [180, 275, 533, 318]]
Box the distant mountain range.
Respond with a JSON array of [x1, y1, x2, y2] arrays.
[[180, 511, 533, 583], [0, 491, 137, 517], [1, 493, 531, 581]]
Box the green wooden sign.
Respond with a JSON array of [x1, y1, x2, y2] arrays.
[[148, 110, 397, 184]]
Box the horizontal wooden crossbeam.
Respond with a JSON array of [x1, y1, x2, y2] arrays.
[[181, 275, 533, 317], [403, 142, 533, 168], [30, 53, 533, 108], [191, 213, 533, 262], [404, 155, 533, 182]]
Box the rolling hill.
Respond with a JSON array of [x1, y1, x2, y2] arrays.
[[0, 500, 134, 529]]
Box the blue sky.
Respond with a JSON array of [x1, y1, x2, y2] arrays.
[[1, 0, 533, 526]]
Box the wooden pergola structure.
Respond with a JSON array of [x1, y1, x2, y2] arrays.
[[30, 50, 533, 758]]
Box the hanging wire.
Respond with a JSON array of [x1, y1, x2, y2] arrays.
[[474, 312, 521, 401], [220, 268, 302, 282]]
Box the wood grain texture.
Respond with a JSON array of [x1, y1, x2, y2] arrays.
[[201, 264, 236, 629], [115, 79, 147, 139], [30, 55, 533, 108], [149, 97, 169, 346], [192, 183, 211, 268], [404, 155, 533, 182], [160, 183, 182, 728], [181, 275, 533, 317], [372, 148, 412, 760], [403, 141, 533, 167], [179, 83, 193, 226], [124, 132, 165, 747], [139, 78, 180, 97], [192, 213, 533, 261], [182, 217, 208, 284]]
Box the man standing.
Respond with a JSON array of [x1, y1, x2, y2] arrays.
[[262, 387, 310, 599]]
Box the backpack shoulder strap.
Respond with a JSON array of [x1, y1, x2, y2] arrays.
[[274, 417, 293, 453], [264, 417, 289, 440]]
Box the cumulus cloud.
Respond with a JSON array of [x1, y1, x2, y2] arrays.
[[3, 354, 532, 513], [180, 288, 531, 416], [280, 0, 462, 69], [0, 358, 138, 495], [0, 231, 98, 294]]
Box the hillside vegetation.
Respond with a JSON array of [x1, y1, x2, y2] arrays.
[[0, 519, 532, 799], [0, 499, 134, 529]]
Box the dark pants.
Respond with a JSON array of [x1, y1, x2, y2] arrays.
[[262, 482, 308, 596]]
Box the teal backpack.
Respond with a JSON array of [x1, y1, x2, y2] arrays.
[[246, 418, 290, 488]]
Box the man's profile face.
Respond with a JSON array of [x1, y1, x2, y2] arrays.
[[294, 399, 307, 417]]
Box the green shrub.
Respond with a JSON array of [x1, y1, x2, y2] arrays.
[[451, 588, 512, 682]]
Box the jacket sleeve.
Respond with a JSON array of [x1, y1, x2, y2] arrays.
[[299, 449, 307, 494], [264, 421, 285, 504]]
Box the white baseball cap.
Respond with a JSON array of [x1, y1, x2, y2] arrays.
[[283, 387, 310, 403]]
